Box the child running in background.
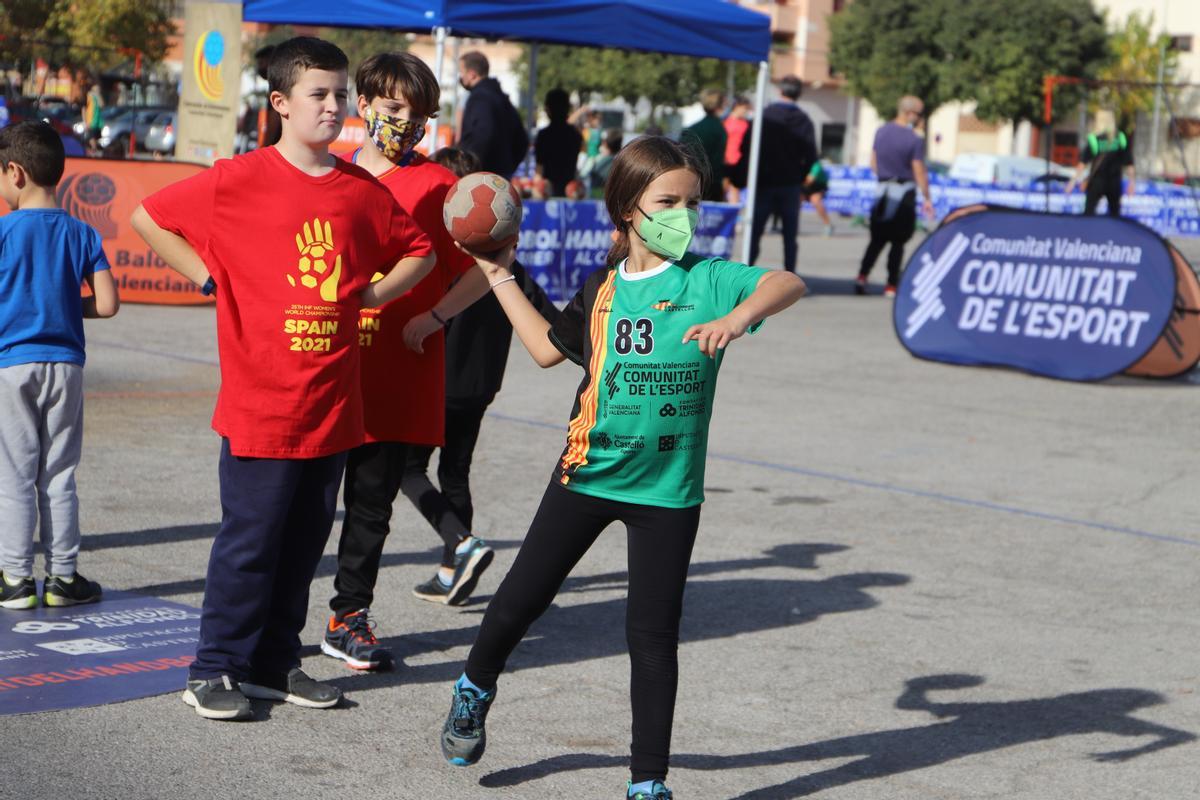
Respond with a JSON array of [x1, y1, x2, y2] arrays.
[[0, 121, 119, 610], [399, 146, 559, 605], [131, 37, 436, 721], [438, 136, 806, 799], [320, 53, 495, 672], [804, 160, 834, 236]]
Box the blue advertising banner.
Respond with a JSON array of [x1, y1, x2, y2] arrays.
[[893, 209, 1177, 381], [0, 591, 199, 716], [819, 166, 1200, 239], [517, 200, 739, 302]]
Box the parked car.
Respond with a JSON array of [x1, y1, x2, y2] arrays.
[[144, 111, 176, 155], [9, 99, 81, 137], [99, 106, 170, 150], [948, 153, 1072, 186]]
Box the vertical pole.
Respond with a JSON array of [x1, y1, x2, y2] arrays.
[[525, 43, 539, 178], [740, 60, 769, 265], [430, 26, 447, 154], [1149, 0, 1168, 177]]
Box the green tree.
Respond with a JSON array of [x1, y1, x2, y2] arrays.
[[0, 0, 176, 73], [827, 0, 958, 118], [943, 0, 1107, 125], [516, 44, 755, 124], [1094, 10, 1178, 131]]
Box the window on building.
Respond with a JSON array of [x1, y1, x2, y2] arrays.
[[1170, 35, 1193, 52]]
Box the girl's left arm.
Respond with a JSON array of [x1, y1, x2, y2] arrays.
[[682, 271, 806, 357]]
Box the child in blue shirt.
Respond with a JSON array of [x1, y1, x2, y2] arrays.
[[0, 121, 119, 609]]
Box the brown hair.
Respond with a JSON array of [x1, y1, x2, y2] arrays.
[[604, 135, 705, 266], [267, 36, 348, 97], [699, 88, 725, 115], [355, 52, 440, 118], [459, 50, 489, 78], [429, 147, 480, 178], [0, 120, 65, 187]]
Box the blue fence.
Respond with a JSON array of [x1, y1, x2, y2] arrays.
[[820, 166, 1200, 239]]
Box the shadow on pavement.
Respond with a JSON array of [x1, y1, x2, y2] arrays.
[[480, 674, 1195, 797], [327, 544, 907, 693]]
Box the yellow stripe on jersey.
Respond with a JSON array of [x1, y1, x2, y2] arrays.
[[560, 271, 617, 479]]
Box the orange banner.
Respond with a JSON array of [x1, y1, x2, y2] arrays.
[[0, 157, 212, 305]]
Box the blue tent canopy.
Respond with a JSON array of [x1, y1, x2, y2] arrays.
[[242, 0, 770, 64]]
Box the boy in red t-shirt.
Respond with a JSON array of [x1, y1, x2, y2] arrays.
[[320, 52, 496, 672], [130, 37, 436, 721]]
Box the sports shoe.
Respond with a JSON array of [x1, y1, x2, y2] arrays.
[[182, 675, 252, 721], [823, 224, 835, 237], [627, 780, 673, 799], [0, 572, 37, 610], [854, 275, 867, 296], [441, 678, 495, 766], [42, 572, 102, 607], [321, 609, 392, 670], [240, 667, 342, 709], [884, 285, 898, 298], [446, 537, 494, 606], [413, 575, 454, 605]]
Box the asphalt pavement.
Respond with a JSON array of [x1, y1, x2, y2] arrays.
[[3, 215, 1198, 799]]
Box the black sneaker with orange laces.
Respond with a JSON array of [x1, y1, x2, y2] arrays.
[[320, 608, 392, 670]]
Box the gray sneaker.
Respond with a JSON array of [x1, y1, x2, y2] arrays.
[[182, 675, 252, 721], [447, 538, 494, 605], [240, 668, 342, 709], [441, 678, 495, 766]]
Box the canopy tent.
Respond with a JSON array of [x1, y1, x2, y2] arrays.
[[243, 0, 773, 262]]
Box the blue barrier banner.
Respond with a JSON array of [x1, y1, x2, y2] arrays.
[[0, 591, 199, 716], [516, 200, 739, 302], [893, 209, 1176, 381], [819, 165, 1200, 239]]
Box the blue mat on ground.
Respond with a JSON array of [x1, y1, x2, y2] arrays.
[[0, 590, 199, 716]]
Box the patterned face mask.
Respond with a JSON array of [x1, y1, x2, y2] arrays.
[[363, 106, 425, 164]]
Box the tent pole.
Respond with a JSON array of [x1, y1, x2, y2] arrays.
[[741, 60, 769, 265], [526, 43, 539, 179], [431, 26, 447, 152]]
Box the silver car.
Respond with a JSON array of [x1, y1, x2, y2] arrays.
[[99, 106, 170, 150], [144, 111, 176, 155]]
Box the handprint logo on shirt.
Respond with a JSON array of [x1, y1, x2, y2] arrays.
[[287, 217, 342, 302]]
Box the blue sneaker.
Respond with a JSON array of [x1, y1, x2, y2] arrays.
[[627, 780, 673, 799], [440, 679, 495, 766], [446, 537, 494, 606]]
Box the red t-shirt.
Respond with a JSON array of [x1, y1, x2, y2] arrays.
[[142, 146, 433, 458], [724, 116, 749, 167], [346, 151, 475, 446]]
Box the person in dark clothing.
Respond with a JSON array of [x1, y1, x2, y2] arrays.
[[682, 88, 727, 202], [737, 76, 817, 273], [1069, 114, 1134, 218], [403, 147, 559, 604], [535, 88, 584, 197], [856, 95, 934, 297], [457, 51, 529, 178]]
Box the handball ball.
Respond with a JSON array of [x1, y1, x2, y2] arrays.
[[443, 172, 522, 253]]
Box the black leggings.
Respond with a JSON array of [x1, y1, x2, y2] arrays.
[[466, 481, 701, 783]]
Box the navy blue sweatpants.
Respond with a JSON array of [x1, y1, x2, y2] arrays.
[[190, 439, 346, 681]]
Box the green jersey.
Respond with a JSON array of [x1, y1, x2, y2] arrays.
[[548, 253, 768, 507]]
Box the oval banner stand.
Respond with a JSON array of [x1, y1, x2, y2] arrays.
[[893, 207, 1177, 381], [1124, 244, 1200, 378]]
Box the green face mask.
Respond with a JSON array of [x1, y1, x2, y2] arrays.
[[635, 206, 698, 261]]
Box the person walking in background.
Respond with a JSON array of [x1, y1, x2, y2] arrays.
[[722, 96, 751, 203], [585, 128, 624, 198], [856, 95, 933, 297], [456, 51, 528, 179], [682, 88, 727, 202], [0, 121, 119, 610], [738, 76, 817, 274], [84, 78, 103, 151], [534, 88, 583, 198], [804, 160, 834, 236], [1067, 110, 1134, 218]]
